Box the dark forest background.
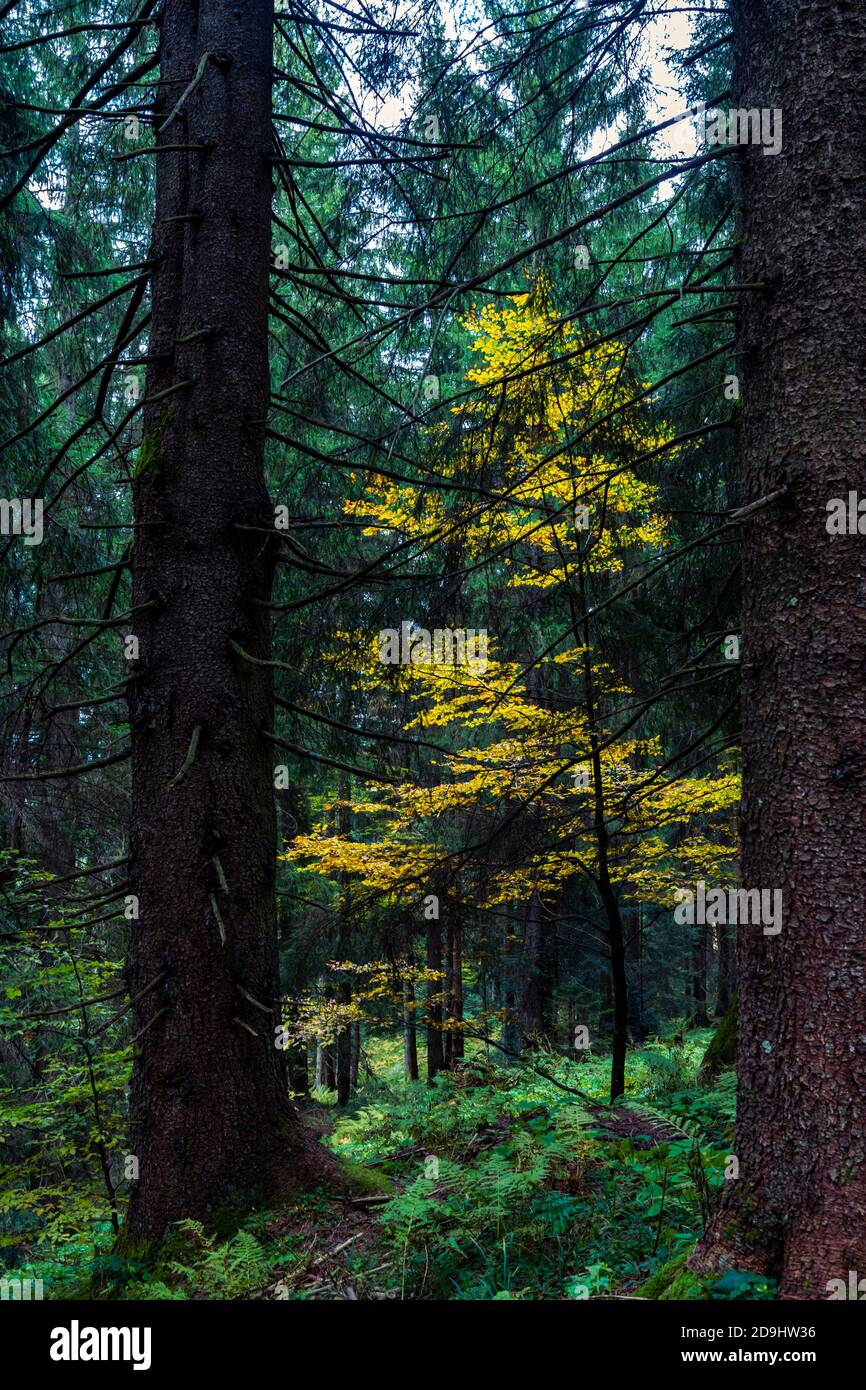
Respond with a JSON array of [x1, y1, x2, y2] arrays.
[[1, 0, 864, 1303]]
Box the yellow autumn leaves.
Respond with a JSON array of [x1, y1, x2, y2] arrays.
[[284, 274, 739, 917]]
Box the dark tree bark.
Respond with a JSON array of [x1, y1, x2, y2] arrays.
[[402, 977, 419, 1080], [691, 923, 708, 1026], [315, 1043, 336, 1092], [519, 891, 554, 1048], [451, 919, 464, 1062], [425, 915, 445, 1082], [124, 0, 331, 1245], [349, 1020, 360, 1093], [691, 0, 866, 1299], [335, 780, 352, 1106], [335, 978, 352, 1107], [605, 907, 628, 1102], [572, 562, 628, 1099], [442, 919, 454, 1068], [500, 912, 521, 1063]]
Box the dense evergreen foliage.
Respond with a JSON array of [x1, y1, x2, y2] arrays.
[[1, 0, 864, 1310]]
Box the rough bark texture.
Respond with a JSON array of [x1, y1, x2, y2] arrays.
[[690, 0, 866, 1299], [124, 0, 330, 1244]]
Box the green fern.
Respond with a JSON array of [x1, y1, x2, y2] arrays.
[[164, 1221, 271, 1299]]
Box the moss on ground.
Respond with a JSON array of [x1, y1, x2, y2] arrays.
[[636, 1251, 710, 1300]]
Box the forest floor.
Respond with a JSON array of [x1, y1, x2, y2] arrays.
[[8, 1026, 778, 1301]]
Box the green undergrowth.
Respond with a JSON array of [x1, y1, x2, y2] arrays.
[[317, 1028, 748, 1300], [3, 1028, 776, 1301]]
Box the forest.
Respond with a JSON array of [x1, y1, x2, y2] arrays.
[[1, 0, 865, 1322]]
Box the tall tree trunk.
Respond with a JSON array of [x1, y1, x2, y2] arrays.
[[124, 0, 329, 1244], [478, 915, 490, 1047], [607, 915, 628, 1102], [349, 1021, 360, 1094], [403, 977, 419, 1080], [335, 978, 352, 1107], [691, 0, 866, 1298], [335, 777, 352, 1106], [425, 916, 445, 1082], [572, 560, 628, 1099], [519, 891, 551, 1047], [442, 919, 454, 1069], [691, 923, 708, 1025], [451, 919, 464, 1062], [315, 1043, 336, 1092], [500, 911, 520, 1063]]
